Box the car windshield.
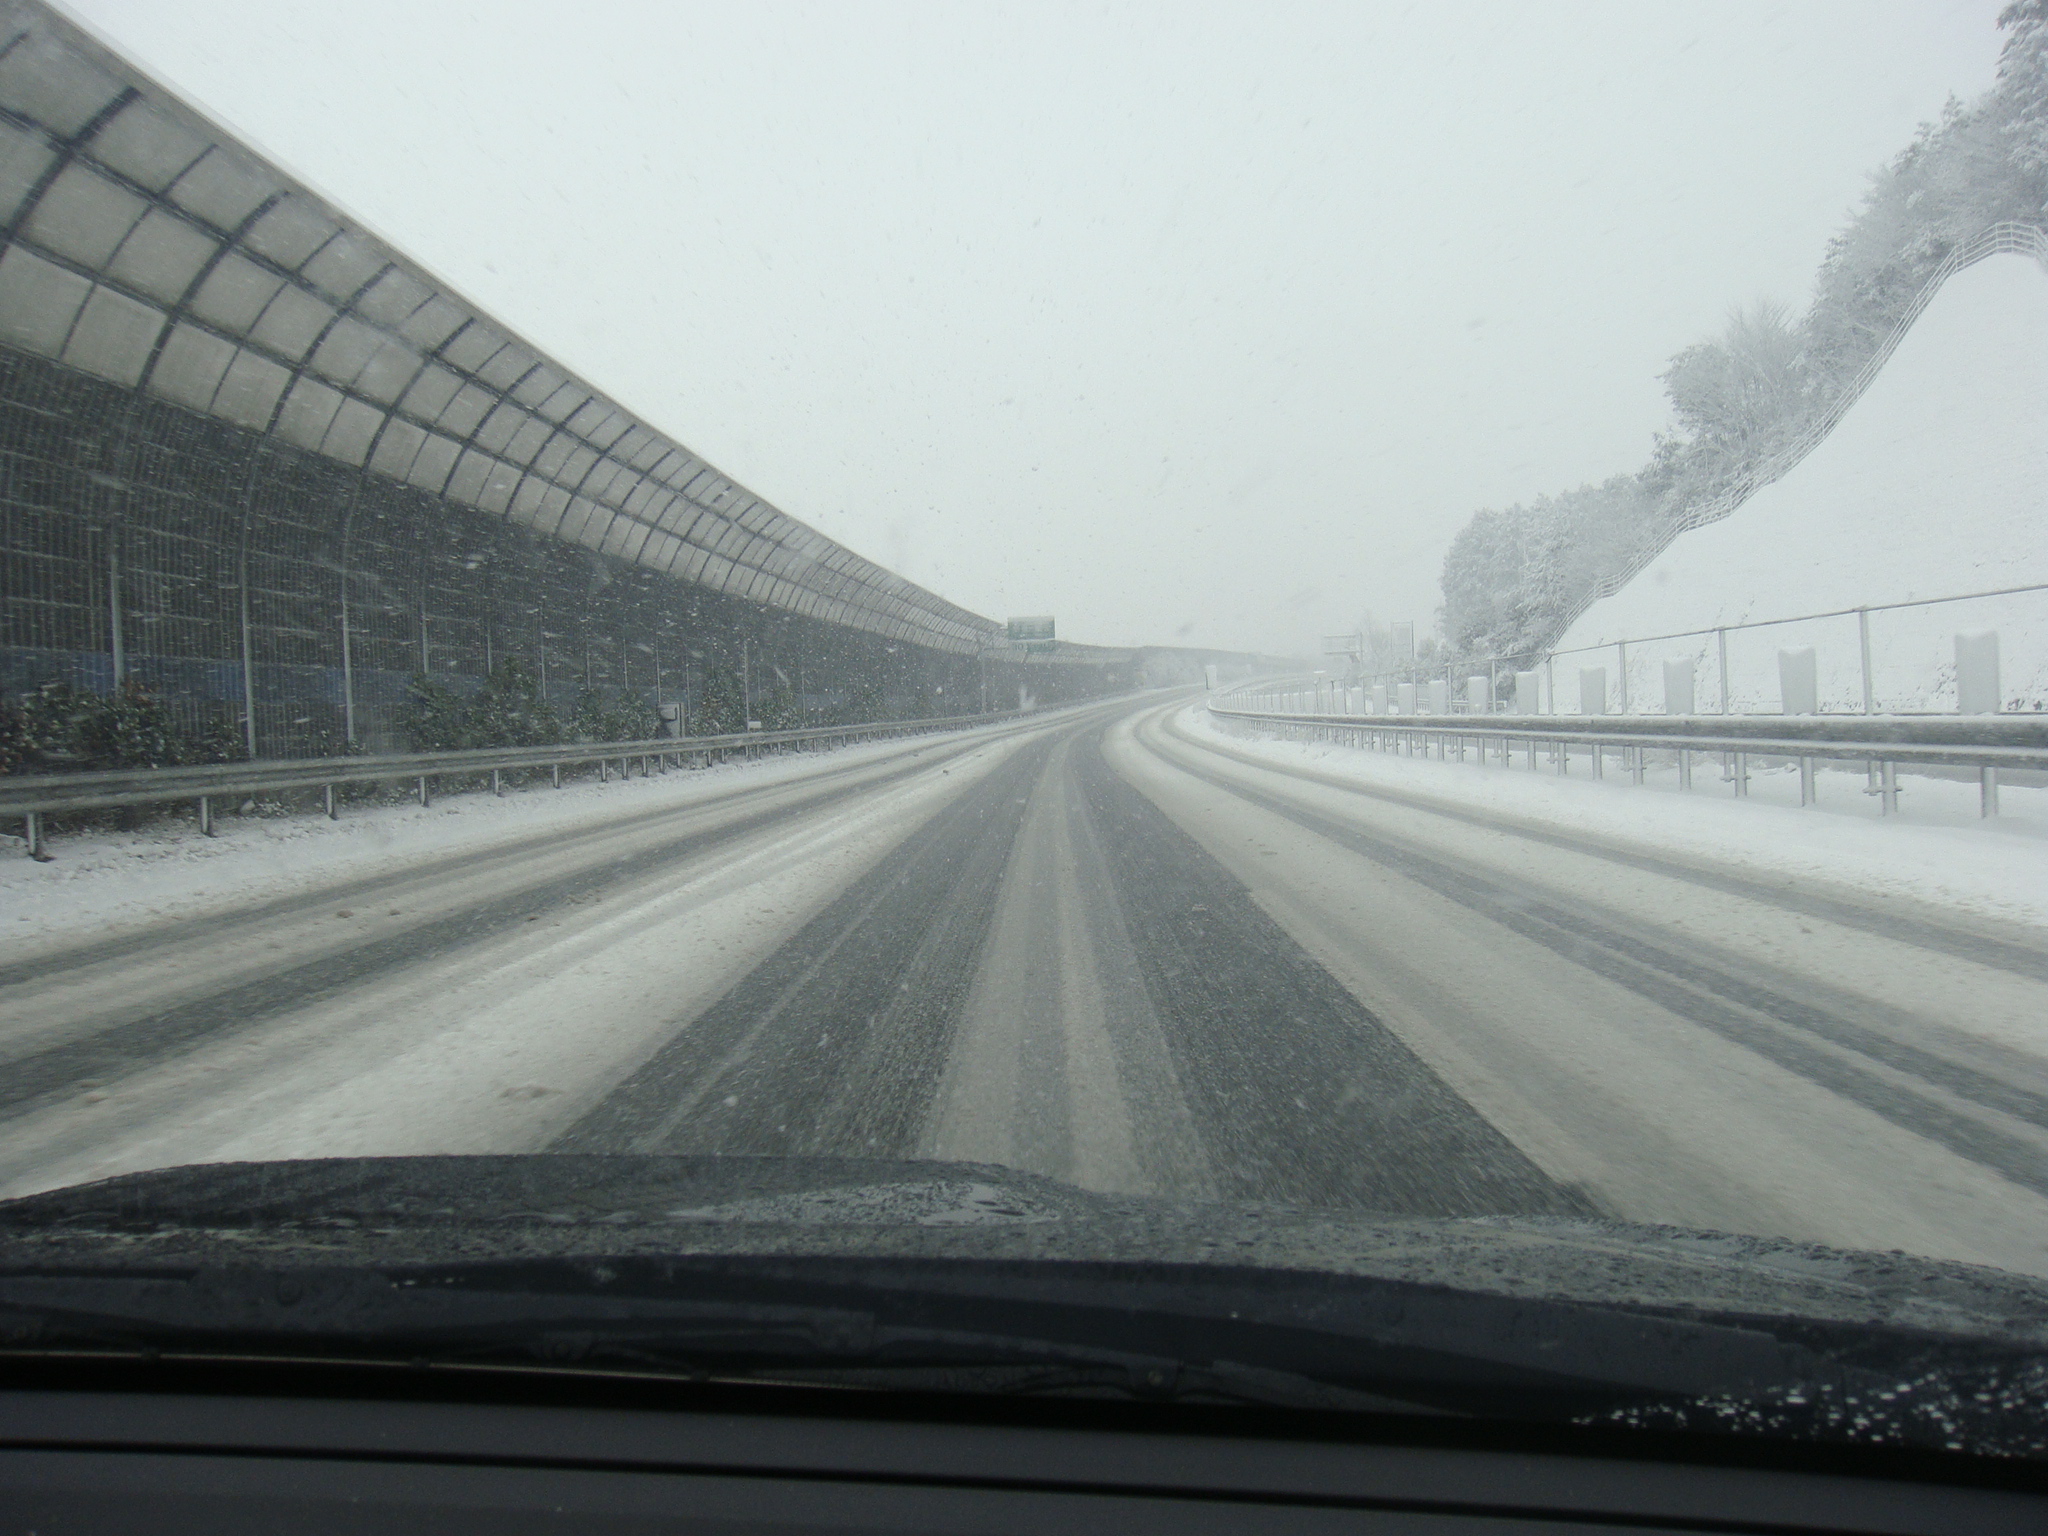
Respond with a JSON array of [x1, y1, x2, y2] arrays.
[[1, 0, 2046, 1464]]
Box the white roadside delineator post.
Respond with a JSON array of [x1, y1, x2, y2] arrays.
[[1956, 630, 2000, 714], [1664, 658, 1695, 789], [1779, 647, 1818, 715], [1514, 671, 1540, 715], [1956, 630, 2001, 816], [1579, 668, 1607, 714], [1780, 647, 1819, 805], [1663, 659, 1694, 715]]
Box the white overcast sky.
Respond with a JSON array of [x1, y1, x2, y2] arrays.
[[65, 0, 2008, 657]]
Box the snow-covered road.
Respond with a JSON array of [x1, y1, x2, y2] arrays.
[[4, 695, 2046, 1277]]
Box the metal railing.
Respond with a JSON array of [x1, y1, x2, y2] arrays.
[[2, 707, 1034, 859], [1309, 578, 2048, 720], [1205, 698, 2048, 818]]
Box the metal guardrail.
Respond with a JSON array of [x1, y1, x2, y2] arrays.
[[1205, 699, 2048, 817], [2, 708, 1032, 858]]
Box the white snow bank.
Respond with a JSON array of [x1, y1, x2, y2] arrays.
[[1555, 252, 2048, 715], [0, 729, 980, 957], [1194, 707, 2048, 935]]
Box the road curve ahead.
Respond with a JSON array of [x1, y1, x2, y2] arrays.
[[4, 695, 2046, 1274]]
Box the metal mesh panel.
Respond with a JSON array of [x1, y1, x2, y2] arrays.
[[0, 0, 1005, 711]]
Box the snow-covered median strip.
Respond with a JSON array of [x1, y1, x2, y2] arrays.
[[0, 729, 978, 956], [1193, 706, 2048, 934]]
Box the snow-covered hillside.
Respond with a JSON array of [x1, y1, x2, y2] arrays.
[[1552, 251, 2048, 714]]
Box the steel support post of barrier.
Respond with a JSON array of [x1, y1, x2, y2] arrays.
[[1731, 754, 1748, 798], [323, 784, 336, 820], [417, 776, 430, 808], [1556, 741, 1568, 776], [1880, 760, 1899, 815], [551, 764, 561, 789], [1982, 766, 2000, 818], [1590, 743, 1603, 780], [599, 760, 609, 783], [1799, 756, 1817, 807], [23, 811, 40, 858], [1678, 749, 1692, 790], [197, 796, 213, 835], [1526, 741, 1536, 771], [491, 769, 502, 797], [1630, 746, 1645, 786]]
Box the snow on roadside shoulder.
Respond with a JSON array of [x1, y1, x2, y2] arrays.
[[1190, 707, 2048, 935], [0, 731, 969, 957]]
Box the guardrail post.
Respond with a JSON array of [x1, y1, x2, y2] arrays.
[[1556, 740, 1568, 776], [1630, 746, 1645, 786], [24, 811, 42, 858], [417, 776, 430, 808], [1880, 760, 1898, 815], [1799, 756, 1817, 806], [1590, 741, 1603, 779], [198, 796, 214, 836], [1731, 753, 1748, 798], [599, 759, 609, 783], [1678, 748, 1692, 790], [551, 764, 561, 789], [1981, 766, 2000, 818], [324, 784, 336, 820], [491, 769, 502, 797]]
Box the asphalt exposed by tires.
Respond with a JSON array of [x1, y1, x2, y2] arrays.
[[10, 695, 2044, 1273], [1157, 744, 2048, 1201], [0, 742, 977, 1123], [557, 738, 1048, 1159], [562, 715, 1598, 1220]]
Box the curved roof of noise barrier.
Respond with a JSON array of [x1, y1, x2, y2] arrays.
[[0, 0, 1003, 656]]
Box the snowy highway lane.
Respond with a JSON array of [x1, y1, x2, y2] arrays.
[[4, 694, 2048, 1276]]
